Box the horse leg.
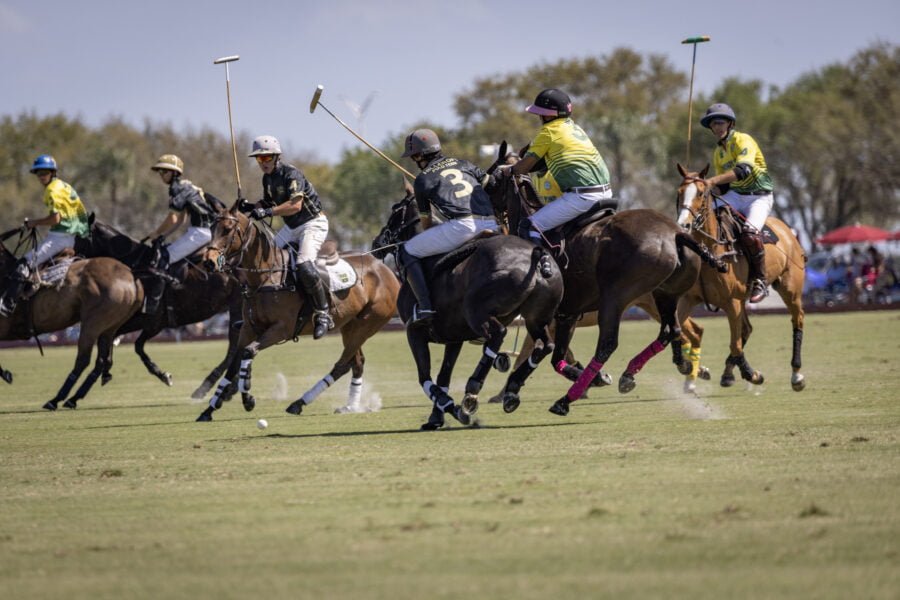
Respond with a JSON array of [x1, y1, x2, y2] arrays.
[[63, 334, 115, 409], [720, 302, 763, 387], [461, 316, 508, 416], [550, 308, 620, 416], [679, 317, 708, 393], [619, 295, 683, 394], [196, 325, 255, 422], [134, 328, 173, 387], [192, 298, 242, 399], [338, 350, 366, 414], [404, 327, 467, 431], [551, 316, 611, 389], [1, 363, 11, 384], [44, 335, 95, 411], [499, 321, 555, 414], [773, 279, 807, 391]]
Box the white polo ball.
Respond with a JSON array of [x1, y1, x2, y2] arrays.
[[256, 418, 268, 430]]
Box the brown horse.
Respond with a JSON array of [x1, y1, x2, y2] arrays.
[[675, 164, 807, 391], [195, 204, 400, 422], [494, 174, 726, 416], [0, 229, 143, 409]]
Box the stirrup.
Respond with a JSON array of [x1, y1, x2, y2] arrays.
[[410, 305, 436, 325], [313, 311, 334, 339], [748, 279, 769, 303]]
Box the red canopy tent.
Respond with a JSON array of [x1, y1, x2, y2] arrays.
[[816, 223, 891, 245], [892, 230, 900, 241]]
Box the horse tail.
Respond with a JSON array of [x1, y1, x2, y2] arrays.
[[676, 232, 728, 273]]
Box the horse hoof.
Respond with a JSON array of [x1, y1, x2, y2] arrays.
[[698, 366, 711, 381], [451, 406, 471, 426], [242, 395, 256, 412], [618, 374, 636, 394], [63, 400, 78, 410], [683, 379, 697, 394], [461, 394, 479, 416], [720, 375, 736, 388], [101, 373, 113, 386], [421, 406, 445, 430], [548, 398, 570, 416], [196, 410, 213, 422], [791, 373, 806, 392], [751, 372, 765, 386], [164, 373, 173, 387], [676, 361, 693, 376], [502, 392, 520, 414], [420, 421, 442, 431], [1, 370, 12, 384], [191, 383, 212, 400], [285, 400, 305, 415], [43, 400, 58, 411], [592, 371, 612, 387], [493, 353, 510, 373], [487, 393, 502, 404]]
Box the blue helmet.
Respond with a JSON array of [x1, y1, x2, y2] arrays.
[[30, 154, 58, 173]]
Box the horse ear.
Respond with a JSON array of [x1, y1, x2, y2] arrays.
[[700, 164, 710, 179], [676, 163, 687, 178]]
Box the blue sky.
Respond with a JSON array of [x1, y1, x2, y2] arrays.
[[1, 0, 897, 163]]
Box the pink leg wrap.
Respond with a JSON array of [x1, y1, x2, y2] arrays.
[[567, 357, 604, 401], [625, 339, 666, 375], [555, 360, 569, 374]]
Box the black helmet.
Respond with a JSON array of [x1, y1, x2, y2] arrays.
[[700, 103, 737, 128], [526, 88, 572, 118], [401, 129, 441, 158]]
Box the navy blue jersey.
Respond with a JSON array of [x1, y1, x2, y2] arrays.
[[413, 156, 493, 220], [168, 178, 215, 228], [262, 163, 322, 228]]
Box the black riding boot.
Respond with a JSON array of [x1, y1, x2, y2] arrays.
[[0, 263, 29, 318], [296, 261, 333, 339], [741, 229, 768, 303], [142, 276, 167, 315], [399, 248, 435, 324], [516, 217, 554, 278]]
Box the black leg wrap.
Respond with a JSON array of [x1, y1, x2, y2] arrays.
[[791, 328, 803, 370]]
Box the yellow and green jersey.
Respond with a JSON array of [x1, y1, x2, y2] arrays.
[[712, 130, 774, 194], [525, 118, 610, 192], [43, 178, 89, 237]]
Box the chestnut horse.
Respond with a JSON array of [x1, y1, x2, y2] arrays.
[[76, 220, 241, 398], [675, 164, 807, 391], [494, 174, 726, 416], [371, 191, 563, 429], [0, 228, 143, 409], [195, 203, 399, 422]]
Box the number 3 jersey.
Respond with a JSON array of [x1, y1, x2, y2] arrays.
[[413, 156, 494, 220]]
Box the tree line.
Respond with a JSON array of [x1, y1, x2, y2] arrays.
[[1, 43, 896, 250]]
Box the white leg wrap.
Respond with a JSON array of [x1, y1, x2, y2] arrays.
[[238, 359, 252, 393], [210, 378, 231, 408], [484, 347, 498, 359], [303, 374, 334, 404], [423, 380, 435, 400], [348, 377, 363, 408]]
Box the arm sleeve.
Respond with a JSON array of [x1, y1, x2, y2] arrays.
[[413, 178, 430, 216], [524, 127, 551, 161]]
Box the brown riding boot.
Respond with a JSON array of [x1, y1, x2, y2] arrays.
[[740, 229, 768, 303]]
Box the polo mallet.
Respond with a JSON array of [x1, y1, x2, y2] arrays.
[[681, 36, 711, 166], [309, 85, 415, 179], [213, 55, 243, 200]]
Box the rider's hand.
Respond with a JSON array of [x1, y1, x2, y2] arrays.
[[250, 206, 273, 220], [22, 218, 33, 230]]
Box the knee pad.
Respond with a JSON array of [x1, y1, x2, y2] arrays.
[[295, 260, 319, 287]]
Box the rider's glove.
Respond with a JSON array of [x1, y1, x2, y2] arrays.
[[250, 207, 273, 220]]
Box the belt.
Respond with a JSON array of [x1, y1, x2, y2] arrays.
[[734, 189, 771, 196], [470, 215, 496, 221], [569, 184, 610, 194]]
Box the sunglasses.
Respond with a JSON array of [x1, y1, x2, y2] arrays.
[[710, 119, 730, 127], [33, 170, 54, 177], [255, 155, 276, 164]]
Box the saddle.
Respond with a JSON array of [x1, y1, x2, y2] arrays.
[[715, 205, 781, 247], [284, 239, 358, 293], [534, 200, 618, 268], [428, 232, 499, 279]]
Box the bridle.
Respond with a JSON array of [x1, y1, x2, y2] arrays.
[[206, 213, 255, 273], [677, 176, 717, 244]]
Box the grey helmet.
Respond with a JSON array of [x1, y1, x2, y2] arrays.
[[401, 129, 441, 158], [700, 103, 736, 128], [248, 135, 282, 157]]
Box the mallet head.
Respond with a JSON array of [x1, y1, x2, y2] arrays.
[[681, 36, 710, 44], [213, 55, 240, 64], [310, 85, 324, 113]]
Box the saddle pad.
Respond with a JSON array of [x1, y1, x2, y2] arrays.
[[316, 257, 358, 292], [39, 258, 75, 287]]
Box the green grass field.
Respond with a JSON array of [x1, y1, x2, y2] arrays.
[[1, 311, 898, 599]]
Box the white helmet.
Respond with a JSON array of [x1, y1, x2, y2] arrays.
[[248, 135, 282, 157]]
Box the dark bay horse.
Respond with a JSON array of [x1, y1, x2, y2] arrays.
[[0, 229, 143, 409], [76, 220, 242, 398], [495, 174, 726, 416], [371, 191, 563, 429], [675, 164, 807, 391], [196, 203, 399, 422]]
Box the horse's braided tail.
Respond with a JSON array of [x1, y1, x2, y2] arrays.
[[676, 233, 728, 273]]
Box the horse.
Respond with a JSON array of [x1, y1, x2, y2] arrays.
[[371, 190, 564, 429], [674, 164, 807, 391], [75, 220, 242, 398], [493, 172, 727, 416], [195, 202, 399, 421], [0, 228, 143, 409]]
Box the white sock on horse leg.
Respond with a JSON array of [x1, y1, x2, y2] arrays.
[[302, 374, 334, 404], [347, 377, 363, 409]]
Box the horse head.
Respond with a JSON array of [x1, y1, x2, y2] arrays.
[[80, 220, 151, 267], [203, 204, 253, 272], [675, 163, 712, 231], [371, 190, 419, 260]]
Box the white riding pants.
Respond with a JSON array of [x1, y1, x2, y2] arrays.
[[166, 226, 212, 263], [273, 214, 329, 262], [527, 189, 613, 233], [716, 190, 774, 232], [24, 231, 76, 267], [404, 216, 498, 258]]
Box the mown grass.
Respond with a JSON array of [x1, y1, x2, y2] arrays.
[[0, 310, 898, 599]]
